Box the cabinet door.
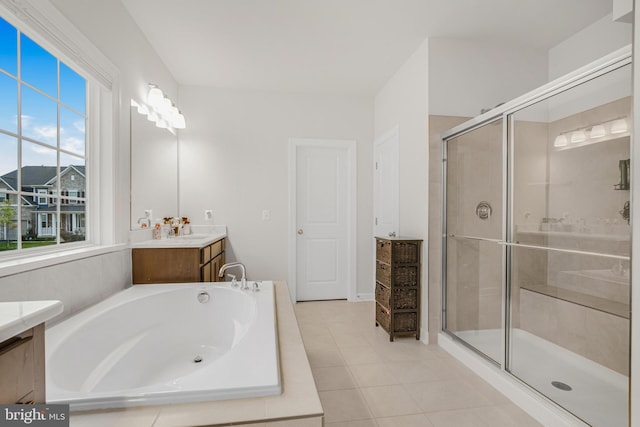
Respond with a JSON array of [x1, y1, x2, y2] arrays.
[[0, 333, 34, 403], [202, 261, 212, 282], [211, 254, 223, 282]]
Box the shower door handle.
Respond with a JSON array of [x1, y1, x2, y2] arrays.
[[498, 241, 629, 260]]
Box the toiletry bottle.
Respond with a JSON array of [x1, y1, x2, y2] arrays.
[[153, 220, 162, 240]]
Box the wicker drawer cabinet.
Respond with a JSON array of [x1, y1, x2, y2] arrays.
[[375, 237, 422, 341]]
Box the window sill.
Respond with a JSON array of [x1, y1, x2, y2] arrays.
[[0, 243, 128, 279]]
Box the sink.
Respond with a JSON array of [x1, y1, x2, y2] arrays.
[[178, 234, 208, 240]]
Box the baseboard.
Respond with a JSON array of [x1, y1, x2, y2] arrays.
[[353, 293, 374, 301]]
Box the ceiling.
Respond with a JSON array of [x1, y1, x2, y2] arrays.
[[121, 0, 613, 96]]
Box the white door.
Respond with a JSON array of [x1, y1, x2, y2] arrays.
[[374, 127, 399, 237], [293, 141, 353, 301]]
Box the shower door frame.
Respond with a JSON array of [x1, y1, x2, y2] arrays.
[[440, 115, 509, 366], [440, 44, 632, 407]]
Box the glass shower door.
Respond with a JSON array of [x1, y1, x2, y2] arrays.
[[444, 117, 504, 364], [509, 63, 631, 427]]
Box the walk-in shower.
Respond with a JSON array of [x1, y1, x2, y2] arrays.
[[442, 47, 631, 427]]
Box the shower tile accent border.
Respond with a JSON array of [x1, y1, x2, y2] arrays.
[[68, 281, 324, 427]]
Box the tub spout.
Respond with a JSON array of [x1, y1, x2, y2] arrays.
[[219, 262, 247, 289]]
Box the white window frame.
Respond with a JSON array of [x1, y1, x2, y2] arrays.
[[0, 0, 124, 277], [37, 189, 48, 205]]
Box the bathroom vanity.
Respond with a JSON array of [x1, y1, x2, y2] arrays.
[[132, 235, 226, 284], [0, 300, 63, 403]]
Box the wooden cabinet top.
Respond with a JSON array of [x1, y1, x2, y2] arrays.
[[375, 236, 423, 242]]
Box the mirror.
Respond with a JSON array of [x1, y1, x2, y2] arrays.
[[130, 103, 178, 229]]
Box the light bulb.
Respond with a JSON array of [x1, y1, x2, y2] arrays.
[[147, 111, 158, 122], [157, 97, 172, 115], [147, 86, 164, 108], [610, 118, 628, 134], [136, 103, 149, 115], [589, 124, 606, 139], [155, 118, 169, 129], [172, 113, 186, 129], [554, 134, 568, 147], [570, 130, 586, 143]]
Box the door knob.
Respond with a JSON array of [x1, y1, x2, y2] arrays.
[[297, 229, 304, 235]]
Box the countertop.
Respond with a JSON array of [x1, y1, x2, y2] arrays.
[[0, 300, 63, 342], [131, 230, 227, 249]]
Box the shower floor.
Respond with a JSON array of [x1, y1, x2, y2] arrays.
[[455, 328, 628, 427]]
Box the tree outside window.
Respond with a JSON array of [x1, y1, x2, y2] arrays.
[[0, 198, 16, 249]]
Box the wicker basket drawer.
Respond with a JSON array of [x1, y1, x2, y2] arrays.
[[394, 312, 418, 332], [393, 288, 418, 310], [394, 265, 419, 287], [376, 261, 391, 285], [376, 239, 392, 264], [376, 304, 418, 333], [392, 241, 420, 263], [376, 303, 390, 331], [375, 282, 390, 308]]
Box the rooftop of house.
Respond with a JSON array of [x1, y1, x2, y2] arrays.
[[1, 166, 86, 191]]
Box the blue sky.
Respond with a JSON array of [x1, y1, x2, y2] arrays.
[[0, 16, 86, 180]]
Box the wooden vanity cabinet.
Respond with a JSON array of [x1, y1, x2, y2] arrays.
[[374, 237, 422, 341], [0, 324, 45, 404], [132, 238, 226, 284]]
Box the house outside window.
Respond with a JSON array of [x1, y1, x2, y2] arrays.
[[37, 189, 47, 205], [0, 15, 88, 252]]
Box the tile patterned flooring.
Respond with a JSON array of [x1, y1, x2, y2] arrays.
[[294, 300, 542, 427]]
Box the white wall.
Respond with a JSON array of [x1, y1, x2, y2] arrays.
[[549, 13, 632, 81], [178, 87, 374, 297], [374, 40, 429, 339], [0, 0, 178, 321], [428, 38, 548, 117]]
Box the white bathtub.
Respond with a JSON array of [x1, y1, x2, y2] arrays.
[[46, 281, 281, 410]]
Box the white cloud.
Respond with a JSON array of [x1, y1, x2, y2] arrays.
[[34, 125, 57, 141], [18, 115, 34, 127], [61, 136, 84, 155], [28, 143, 55, 156], [73, 120, 85, 133]]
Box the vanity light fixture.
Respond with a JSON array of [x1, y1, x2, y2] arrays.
[[554, 116, 629, 150], [132, 84, 187, 131]]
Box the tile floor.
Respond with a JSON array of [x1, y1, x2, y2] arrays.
[[294, 300, 542, 427]]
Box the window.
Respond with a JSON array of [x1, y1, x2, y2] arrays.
[[0, 15, 87, 252], [37, 189, 47, 205]]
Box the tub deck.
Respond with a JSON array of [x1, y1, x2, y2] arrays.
[[68, 281, 323, 426]]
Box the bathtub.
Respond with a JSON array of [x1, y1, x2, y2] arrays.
[[45, 281, 281, 410]]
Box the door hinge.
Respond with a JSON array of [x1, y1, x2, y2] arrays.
[[375, 162, 378, 170], [375, 217, 378, 225]]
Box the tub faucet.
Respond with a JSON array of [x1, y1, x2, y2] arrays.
[[219, 262, 247, 289]]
